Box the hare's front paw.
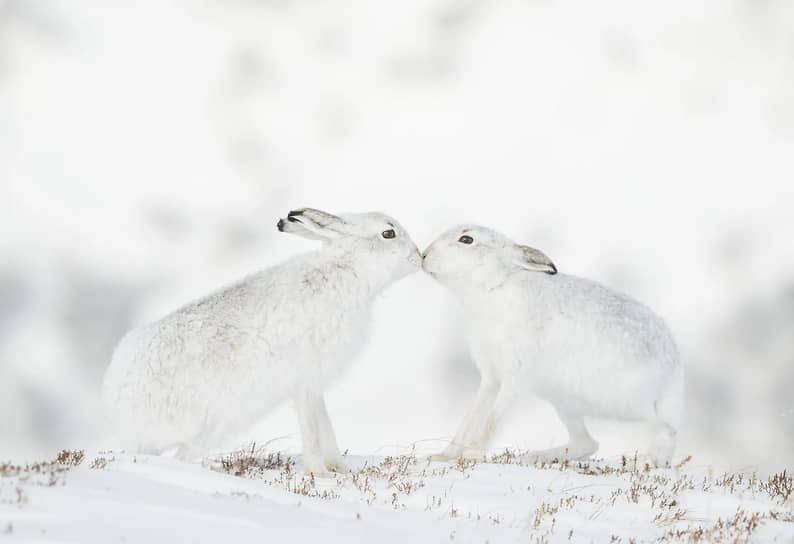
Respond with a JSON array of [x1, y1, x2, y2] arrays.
[[521, 447, 571, 465], [302, 455, 350, 477], [460, 447, 487, 461], [428, 447, 473, 463], [324, 457, 350, 474], [302, 456, 329, 476], [521, 442, 597, 464], [428, 452, 455, 462]]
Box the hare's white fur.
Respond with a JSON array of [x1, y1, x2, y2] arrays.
[[103, 209, 421, 474], [422, 225, 683, 466]]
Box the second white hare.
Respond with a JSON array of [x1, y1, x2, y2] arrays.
[[422, 225, 683, 466]]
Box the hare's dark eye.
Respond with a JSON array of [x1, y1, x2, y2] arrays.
[[382, 229, 396, 239], [458, 235, 473, 244]]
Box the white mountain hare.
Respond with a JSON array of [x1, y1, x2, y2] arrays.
[[102, 208, 421, 474], [422, 225, 684, 466]]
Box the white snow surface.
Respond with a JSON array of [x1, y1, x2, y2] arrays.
[[1, 448, 793, 543]]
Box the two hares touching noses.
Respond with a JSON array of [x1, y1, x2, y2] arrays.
[[103, 208, 683, 474]]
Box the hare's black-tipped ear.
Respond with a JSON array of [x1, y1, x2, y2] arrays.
[[514, 245, 557, 275], [278, 208, 345, 241], [290, 208, 343, 229]]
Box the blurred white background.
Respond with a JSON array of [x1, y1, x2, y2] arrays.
[[1, 0, 792, 473]]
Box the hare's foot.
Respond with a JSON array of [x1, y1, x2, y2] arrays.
[[301, 454, 325, 476], [428, 444, 467, 462], [324, 456, 350, 474], [527, 409, 599, 465], [429, 438, 479, 462], [428, 448, 484, 463], [302, 453, 350, 476], [428, 453, 481, 463], [647, 423, 677, 468], [522, 440, 598, 465], [460, 447, 487, 461], [428, 452, 455, 463], [521, 446, 571, 464]]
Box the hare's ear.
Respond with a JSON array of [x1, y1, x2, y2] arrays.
[[277, 208, 346, 241], [513, 245, 557, 275]]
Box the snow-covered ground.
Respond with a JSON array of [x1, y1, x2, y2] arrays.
[[2, 447, 793, 543]]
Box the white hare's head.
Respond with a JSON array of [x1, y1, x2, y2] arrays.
[[278, 208, 422, 283], [422, 225, 556, 290]]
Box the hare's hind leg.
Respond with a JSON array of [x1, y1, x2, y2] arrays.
[[523, 408, 598, 464]]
